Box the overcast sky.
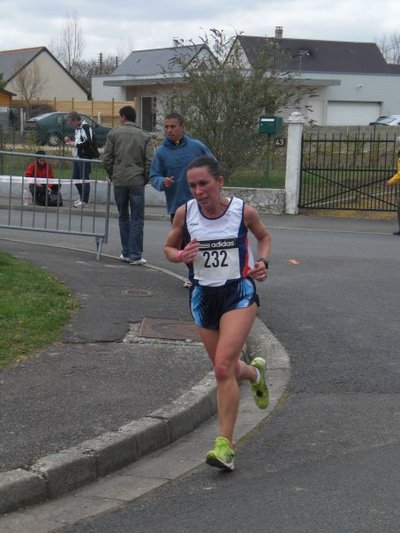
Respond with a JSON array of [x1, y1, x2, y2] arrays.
[[1, 0, 399, 60]]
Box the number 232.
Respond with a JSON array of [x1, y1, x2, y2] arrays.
[[203, 250, 228, 268]]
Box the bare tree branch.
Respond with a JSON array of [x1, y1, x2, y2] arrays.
[[50, 9, 85, 75], [12, 62, 46, 117], [376, 33, 400, 64]]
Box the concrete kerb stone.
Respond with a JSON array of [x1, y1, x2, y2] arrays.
[[31, 450, 97, 500], [0, 370, 217, 515], [0, 316, 290, 516], [0, 470, 46, 515], [149, 372, 217, 442]]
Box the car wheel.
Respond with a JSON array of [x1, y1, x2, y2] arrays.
[[48, 133, 60, 146]]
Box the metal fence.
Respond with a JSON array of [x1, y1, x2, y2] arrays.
[[299, 130, 399, 211], [0, 150, 111, 259]]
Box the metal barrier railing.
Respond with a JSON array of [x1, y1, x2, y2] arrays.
[[0, 150, 111, 259]]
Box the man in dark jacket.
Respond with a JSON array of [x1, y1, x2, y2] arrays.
[[102, 106, 154, 265]]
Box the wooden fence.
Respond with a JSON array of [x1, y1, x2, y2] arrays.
[[13, 98, 135, 128]]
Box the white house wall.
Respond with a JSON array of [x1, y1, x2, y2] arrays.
[[299, 72, 400, 125], [6, 50, 87, 100], [91, 76, 125, 100]]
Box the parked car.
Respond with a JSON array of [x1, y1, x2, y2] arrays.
[[24, 112, 112, 147], [369, 115, 400, 126]]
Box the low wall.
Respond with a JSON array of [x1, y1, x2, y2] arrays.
[[0, 178, 286, 214], [222, 187, 285, 215], [145, 185, 285, 214]]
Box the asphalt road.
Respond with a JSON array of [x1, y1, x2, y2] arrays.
[[59, 215, 400, 533], [2, 213, 400, 532]]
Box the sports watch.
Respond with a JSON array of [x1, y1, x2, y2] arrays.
[[257, 257, 269, 269]]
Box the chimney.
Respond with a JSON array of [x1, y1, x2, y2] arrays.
[[275, 26, 283, 39], [173, 38, 180, 47]]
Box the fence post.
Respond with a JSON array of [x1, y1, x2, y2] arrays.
[[285, 112, 305, 215], [19, 108, 24, 134]]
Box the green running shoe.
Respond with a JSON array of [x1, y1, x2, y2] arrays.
[[206, 437, 235, 471], [250, 357, 269, 409]]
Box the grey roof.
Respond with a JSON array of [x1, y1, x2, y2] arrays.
[[0, 47, 44, 81], [237, 35, 397, 75], [112, 44, 206, 77]]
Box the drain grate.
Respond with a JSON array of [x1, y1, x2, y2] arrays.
[[121, 288, 152, 297], [138, 317, 201, 341]]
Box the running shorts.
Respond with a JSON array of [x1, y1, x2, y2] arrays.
[[190, 277, 260, 330]]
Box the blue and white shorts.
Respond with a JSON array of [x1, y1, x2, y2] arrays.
[[190, 277, 260, 330]]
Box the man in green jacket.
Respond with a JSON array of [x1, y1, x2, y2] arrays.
[[103, 106, 154, 265]]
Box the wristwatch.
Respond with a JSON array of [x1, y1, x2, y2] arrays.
[[257, 257, 269, 269]]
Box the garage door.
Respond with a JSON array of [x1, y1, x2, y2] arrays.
[[326, 101, 380, 126]]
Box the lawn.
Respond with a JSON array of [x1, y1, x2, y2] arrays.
[[229, 167, 285, 188], [0, 252, 79, 369]]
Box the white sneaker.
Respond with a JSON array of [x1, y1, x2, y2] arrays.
[[73, 199, 88, 208], [129, 258, 147, 266], [119, 254, 130, 262]]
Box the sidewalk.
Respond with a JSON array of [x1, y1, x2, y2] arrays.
[[0, 241, 214, 513], [0, 236, 290, 516]]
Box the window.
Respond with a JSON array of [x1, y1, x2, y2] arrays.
[[142, 97, 156, 132]]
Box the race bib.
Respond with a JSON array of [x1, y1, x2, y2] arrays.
[[193, 238, 241, 282]]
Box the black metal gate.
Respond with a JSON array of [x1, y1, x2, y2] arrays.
[[299, 131, 398, 211]]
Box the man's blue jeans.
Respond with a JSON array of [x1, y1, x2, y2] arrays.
[[113, 185, 145, 261], [73, 160, 90, 203]]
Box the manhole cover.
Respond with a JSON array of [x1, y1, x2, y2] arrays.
[[138, 317, 201, 341], [121, 288, 152, 297]]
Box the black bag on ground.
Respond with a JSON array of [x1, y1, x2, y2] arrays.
[[47, 190, 63, 207]]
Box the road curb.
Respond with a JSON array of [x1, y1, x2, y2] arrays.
[[0, 318, 291, 518], [0, 243, 291, 516], [0, 372, 217, 514], [0, 315, 292, 516]]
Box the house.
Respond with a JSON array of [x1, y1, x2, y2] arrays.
[[0, 87, 15, 107], [0, 88, 16, 129], [0, 47, 88, 104], [93, 30, 400, 127], [92, 42, 211, 131], [227, 28, 400, 125]]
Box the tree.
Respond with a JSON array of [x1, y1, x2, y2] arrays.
[[49, 11, 131, 93], [12, 62, 45, 117], [69, 54, 120, 92], [50, 10, 85, 80], [163, 29, 311, 179], [376, 33, 400, 64]]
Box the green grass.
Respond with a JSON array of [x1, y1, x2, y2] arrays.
[[0, 149, 108, 181], [0, 252, 79, 369], [228, 167, 285, 188], [1, 144, 285, 187]]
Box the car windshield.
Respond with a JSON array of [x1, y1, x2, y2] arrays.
[[375, 116, 400, 125], [28, 113, 54, 121]]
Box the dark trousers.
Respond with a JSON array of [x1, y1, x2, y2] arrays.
[[73, 160, 91, 203], [113, 185, 145, 261]]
